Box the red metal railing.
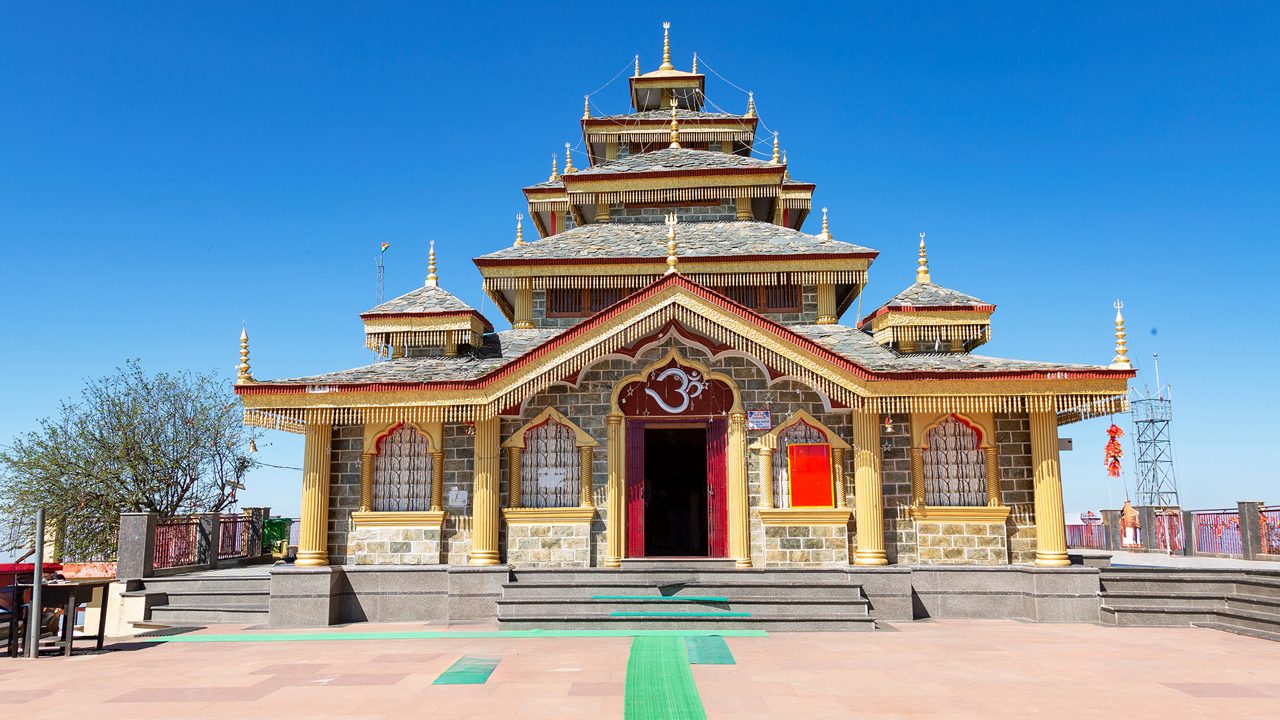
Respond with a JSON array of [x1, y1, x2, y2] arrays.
[[1262, 506, 1280, 556], [152, 518, 201, 569], [1192, 510, 1242, 557], [217, 514, 249, 560], [1066, 524, 1106, 549], [1153, 511, 1184, 554]]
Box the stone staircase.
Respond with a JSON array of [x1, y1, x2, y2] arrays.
[[497, 559, 877, 631], [125, 571, 271, 627], [1099, 568, 1280, 642]]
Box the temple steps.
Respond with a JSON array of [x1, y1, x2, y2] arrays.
[[127, 572, 271, 627], [1099, 568, 1280, 641]]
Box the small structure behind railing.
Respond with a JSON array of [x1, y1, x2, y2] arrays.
[[1261, 506, 1280, 557], [217, 514, 250, 560], [1153, 510, 1184, 554]]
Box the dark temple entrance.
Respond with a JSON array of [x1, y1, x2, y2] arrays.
[[642, 427, 708, 557]]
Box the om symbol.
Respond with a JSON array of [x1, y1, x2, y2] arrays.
[[644, 367, 706, 414]]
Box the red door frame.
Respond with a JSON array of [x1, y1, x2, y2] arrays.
[[625, 418, 728, 559]]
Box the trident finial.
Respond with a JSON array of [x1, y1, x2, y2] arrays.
[[426, 240, 439, 287], [821, 207, 831, 239], [514, 213, 524, 247], [746, 91, 756, 118], [770, 132, 780, 163], [583, 95, 591, 120], [236, 324, 254, 385], [549, 154, 559, 181], [916, 232, 931, 284], [634, 54, 640, 76], [563, 143, 575, 173], [660, 22, 674, 70], [665, 213, 679, 274], [1110, 300, 1132, 369], [668, 98, 681, 148]]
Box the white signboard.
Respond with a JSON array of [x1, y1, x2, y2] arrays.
[[537, 467, 570, 492], [747, 410, 772, 431]]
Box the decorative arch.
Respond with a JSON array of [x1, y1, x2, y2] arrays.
[[908, 412, 1005, 515], [503, 406, 597, 510], [609, 347, 743, 416], [750, 409, 851, 510], [356, 421, 444, 519]]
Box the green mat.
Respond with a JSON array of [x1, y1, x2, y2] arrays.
[[611, 611, 750, 618], [684, 635, 735, 665], [592, 595, 729, 603], [140, 628, 769, 643], [433, 655, 500, 685], [624, 636, 707, 720]]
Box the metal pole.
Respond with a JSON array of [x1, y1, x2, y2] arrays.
[[24, 509, 44, 658]]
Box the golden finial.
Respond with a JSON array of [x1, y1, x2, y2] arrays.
[[659, 22, 674, 71], [583, 95, 591, 120], [668, 98, 681, 148], [692, 53, 698, 73], [746, 91, 756, 118], [782, 150, 790, 180], [514, 213, 524, 246], [916, 232, 931, 284], [1110, 300, 1132, 369], [236, 324, 254, 385], [426, 240, 439, 287], [563, 143, 575, 173], [770, 131, 780, 163], [664, 212, 679, 274], [821, 207, 831, 239], [549, 154, 559, 181], [634, 54, 640, 76]]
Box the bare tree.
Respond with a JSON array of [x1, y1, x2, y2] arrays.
[[0, 360, 259, 561]]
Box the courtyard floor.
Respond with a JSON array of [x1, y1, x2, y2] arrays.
[[2, 620, 1278, 718]]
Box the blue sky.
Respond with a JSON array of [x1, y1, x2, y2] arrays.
[[2, 2, 1277, 521]]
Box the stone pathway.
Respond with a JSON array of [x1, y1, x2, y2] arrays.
[[1, 620, 1278, 718]]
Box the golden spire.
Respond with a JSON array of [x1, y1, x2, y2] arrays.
[[563, 143, 575, 173], [659, 22, 674, 71], [426, 240, 439, 287], [821, 207, 831, 239], [664, 212, 679, 274], [236, 324, 254, 385], [583, 95, 591, 120], [514, 213, 524, 247], [770, 131, 780, 163], [1110, 300, 1132, 369], [668, 98, 681, 148], [746, 91, 756, 118], [692, 53, 698, 73], [634, 54, 640, 77], [782, 150, 790, 180], [549, 154, 559, 182], [916, 232, 931, 284]]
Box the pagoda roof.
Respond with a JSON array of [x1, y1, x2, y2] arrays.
[[594, 109, 747, 122], [363, 284, 480, 317], [570, 148, 778, 177], [860, 281, 994, 326], [475, 220, 875, 263]]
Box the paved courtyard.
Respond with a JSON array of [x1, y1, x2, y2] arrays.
[[2, 620, 1278, 718]]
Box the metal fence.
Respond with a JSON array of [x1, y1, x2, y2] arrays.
[[1263, 506, 1280, 556], [152, 518, 201, 570], [1153, 511, 1184, 554], [1192, 509, 1242, 557], [217, 514, 250, 560], [1066, 524, 1106, 549]]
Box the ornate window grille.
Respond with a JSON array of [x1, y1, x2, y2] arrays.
[[520, 419, 579, 508], [372, 425, 433, 511], [771, 421, 827, 509], [922, 417, 987, 507]]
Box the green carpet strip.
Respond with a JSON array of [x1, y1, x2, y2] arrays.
[[593, 595, 729, 603], [611, 611, 751, 618], [141, 629, 768, 643], [432, 655, 501, 685], [624, 636, 707, 720], [684, 635, 735, 665]]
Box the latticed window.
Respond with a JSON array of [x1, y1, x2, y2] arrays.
[[922, 417, 986, 506], [547, 288, 627, 318], [771, 421, 827, 509], [521, 419, 579, 508], [720, 284, 801, 313], [372, 425, 433, 511]]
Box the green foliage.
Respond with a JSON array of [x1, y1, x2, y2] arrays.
[[0, 360, 259, 562], [261, 517, 292, 552]]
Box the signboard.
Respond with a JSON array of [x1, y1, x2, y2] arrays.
[[746, 410, 772, 431], [787, 443, 834, 508]]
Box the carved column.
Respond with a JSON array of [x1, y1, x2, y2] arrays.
[[430, 450, 444, 512], [507, 447, 522, 509], [853, 411, 888, 565], [759, 446, 774, 509], [605, 413, 624, 568], [579, 446, 595, 508], [1030, 410, 1070, 567], [735, 197, 753, 220], [514, 282, 533, 330], [296, 417, 333, 567], [833, 446, 847, 508], [910, 448, 926, 507], [728, 411, 752, 568], [359, 452, 375, 512], [985, 447, 1002, 507], [468, 415, 501, 566], [816, 284, 837, 325], [444, 332, 458, 357]]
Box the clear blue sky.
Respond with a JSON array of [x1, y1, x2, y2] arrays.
[[2, 2, 1276, 521]]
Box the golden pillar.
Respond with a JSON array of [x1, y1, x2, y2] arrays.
[[507, 447, 523, 508], [296, 418, 333, 567], [727, 411, 752, 568], [984, 447, 1002, 507], [735, 197, 753, 220], [358, 452, 374, 512], [513, 283, 533, 330], [815, 284, 838, 325], [1030, 410, 1069, 566], [468, 415, 501, 566], [444, 332, 458, 357], [758, 446, 774, 509], [605, 413, 624, 568], [579, 446, 595, 508], [430, 450, 444, 512], [910, 448, 925, 507], [853, 411, 888, 565]]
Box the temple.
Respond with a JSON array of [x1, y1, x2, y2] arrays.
[[235, 25, 1133, 584]]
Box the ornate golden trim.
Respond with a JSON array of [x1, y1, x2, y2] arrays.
[[609, 346, 744, 414], [907, 506, 1010, 522], [757, 507, 852, 526], [351, 510, 447, 528], [502, 506, 597, 525], [751, 408, 851, 451], [502, 406, 599, 449]]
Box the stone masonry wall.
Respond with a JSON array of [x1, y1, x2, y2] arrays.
[[348, 526, 443, 565], [506, 524, 591, 568], [996, 412, 1037, 564], [761, 524, 849, 567], [880, 414, 916, 565], [916, 521, 1008, 564], [532, 285, 820, 329], [441, 423, 475, 566], [608, 199, 738, 223], [326, 425, 362, 565]]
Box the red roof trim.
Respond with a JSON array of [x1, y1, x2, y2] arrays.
[[581, 117, 758, 128]]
